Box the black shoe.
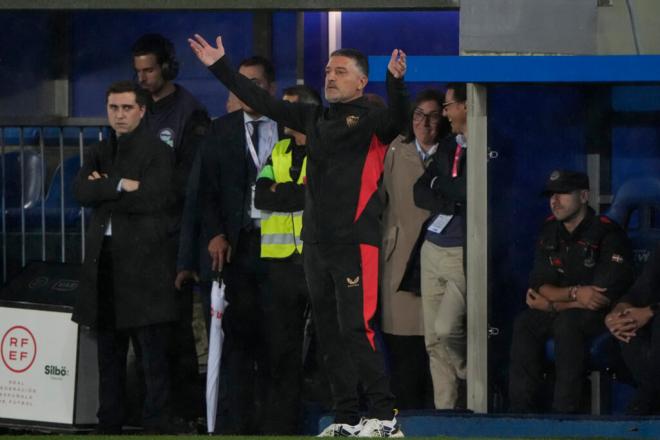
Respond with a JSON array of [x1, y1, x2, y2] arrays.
[[92, 425, 122, 435], [143, 417, 198, 435]]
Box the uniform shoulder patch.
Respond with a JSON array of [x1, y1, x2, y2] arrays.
[[599, 215, 612, 224]]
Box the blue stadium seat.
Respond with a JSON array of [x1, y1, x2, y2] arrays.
[[1, 149, 44, 228], [24, 155, 84, 229], [606, 177, 660, 271]]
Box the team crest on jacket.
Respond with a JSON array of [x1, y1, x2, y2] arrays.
[[346, 276, 360, 288], [346, 115, 360, 128]]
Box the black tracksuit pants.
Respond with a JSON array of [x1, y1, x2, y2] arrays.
[[304, 242, 394, 425]]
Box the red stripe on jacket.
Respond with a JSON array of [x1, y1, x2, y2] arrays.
[[354, 135, 387, 222]]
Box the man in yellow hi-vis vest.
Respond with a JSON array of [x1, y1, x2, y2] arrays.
[[254, 85, 322, 434]]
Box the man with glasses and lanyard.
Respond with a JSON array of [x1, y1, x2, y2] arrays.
[[413, 83, 468, 410]]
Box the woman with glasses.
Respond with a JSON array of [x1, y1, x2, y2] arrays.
[[380, 89, 450, 410]]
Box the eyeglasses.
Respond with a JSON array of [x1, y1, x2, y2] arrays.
[[441, 101, 458, 110], [412, 109, 441, 123]]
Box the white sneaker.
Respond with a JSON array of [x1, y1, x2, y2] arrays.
[[358, 415, 404, 438], [317, 420, 364, 437]]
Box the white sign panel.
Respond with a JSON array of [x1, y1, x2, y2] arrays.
[[0, 307, 79, 424]]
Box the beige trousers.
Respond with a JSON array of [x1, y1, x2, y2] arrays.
[[420, 241, 466, 409]]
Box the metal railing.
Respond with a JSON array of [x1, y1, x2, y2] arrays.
[[0, 117, 107, 283]]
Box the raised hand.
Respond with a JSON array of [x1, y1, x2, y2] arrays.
[[388, 49, 407, 79], [188, 34, 226, 67]]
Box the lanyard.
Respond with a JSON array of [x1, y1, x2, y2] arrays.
[[451, 143, 463, 178], [245, 122, 262, 170]]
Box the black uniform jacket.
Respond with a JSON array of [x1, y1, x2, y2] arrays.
[[208, 57, 408, 246], [529, 208, 635, 304], [72, 123, 179, 329]]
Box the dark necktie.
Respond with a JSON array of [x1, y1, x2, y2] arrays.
[[249, 120, 261, 156]]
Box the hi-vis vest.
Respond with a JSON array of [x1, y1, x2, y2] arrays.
[[258, 138, 306, 258]]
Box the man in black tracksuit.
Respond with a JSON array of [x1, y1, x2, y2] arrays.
[[189, 34, 408, 437]]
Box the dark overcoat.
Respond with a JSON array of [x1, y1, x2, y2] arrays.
[[72, 123, 179, 329]]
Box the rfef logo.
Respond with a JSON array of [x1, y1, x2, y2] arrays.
[[1, 325, 37, 373]]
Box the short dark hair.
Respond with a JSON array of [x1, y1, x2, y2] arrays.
[[282, 85, 322, 106], [105, 80, 150, 107], [239, 56, 276, 84], [132, 33, 175, 67], [446, 82, 467, 103], [330, 48, 369, 77], [404, 89, 450, 144]]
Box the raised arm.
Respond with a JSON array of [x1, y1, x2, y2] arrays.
[[189, 33, 316, 133], [373, 49, 410, 144]]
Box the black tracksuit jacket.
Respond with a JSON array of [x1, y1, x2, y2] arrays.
[[209, 57, 408, 246]]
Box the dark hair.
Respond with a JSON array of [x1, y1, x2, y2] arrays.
[[105, 80, 150, 107], [239, 56, 276, 85], [403, 88, 450, 144], [445, 82, 467, 103], [282, 85, 322, 106], [330, 48, 369, 77], [131, 33, 179, 80]]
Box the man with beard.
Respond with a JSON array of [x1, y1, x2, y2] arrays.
[[508, 170, 634, 414]]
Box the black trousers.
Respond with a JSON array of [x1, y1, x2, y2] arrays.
[[508, 308, 606, 413], [96, 240, 171, 432], [620, 315, 660, 401], [304, 242, 394, 425], [263, 257, 309, 434], [167, 283, 203, 421], [216, 228, 270, 434], [382, 333, 434, 410]]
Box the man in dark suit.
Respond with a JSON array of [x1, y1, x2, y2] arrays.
[[73, 81, 179, 434], [195, 56, 279, 434]]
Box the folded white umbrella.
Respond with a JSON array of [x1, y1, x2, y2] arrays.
[[206, 274, 228, 434]]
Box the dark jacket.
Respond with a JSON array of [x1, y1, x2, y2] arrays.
[[617, 241, 660, 307], [529, 208, 635, 303], [72, 123, 179, 329], [208, 57, 408, 246], [413, 135, 467, 237], [143, 84, 209, 201], [197, 110, 282, 254]]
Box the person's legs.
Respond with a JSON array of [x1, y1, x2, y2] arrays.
[[220, 229, 269, 434], [552, 309, 604, 413], [508, 309, 554, 413], [304, 243, 361, 426], [421, 240, 463, 409], [382, 333, 433, 410], [265, 259, 308, 434], [133, 323, 172, 431], [329, 243, 394, 421], [95, 240, 128, 433], [432, 246, 466, 408], [620, 316, 660, 414]]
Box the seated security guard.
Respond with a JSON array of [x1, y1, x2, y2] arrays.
[[508, 170, 634, 414]]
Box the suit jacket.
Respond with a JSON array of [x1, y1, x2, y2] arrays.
[[380, 136, 432, 336], [198, 110, 282, 260], [72, 123, 179, 329]]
